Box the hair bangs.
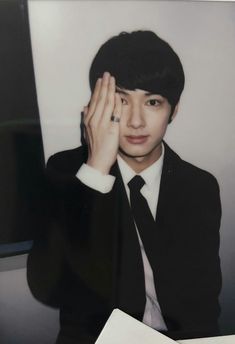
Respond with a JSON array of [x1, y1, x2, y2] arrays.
[[89, 31, 185, 108]]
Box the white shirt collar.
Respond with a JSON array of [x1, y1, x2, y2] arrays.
[[117, 144, 165, 190]]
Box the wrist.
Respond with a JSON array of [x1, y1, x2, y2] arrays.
[[86, 158, 111, 175]]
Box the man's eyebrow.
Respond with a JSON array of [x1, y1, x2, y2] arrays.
[[115, 88, 161, 97], [115, 89, 129, 95], [144, 92, 161, 96]]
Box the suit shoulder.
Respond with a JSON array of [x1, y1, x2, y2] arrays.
[[179, 158, 219, 190], [47, 145, 87, 175], [164, 142, 219, 189]]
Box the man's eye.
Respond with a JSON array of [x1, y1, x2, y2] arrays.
[[121, 98, 128, 105], [146, 99, 160, 106]]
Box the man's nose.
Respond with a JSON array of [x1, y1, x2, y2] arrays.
[[127, 105, 145, 128]]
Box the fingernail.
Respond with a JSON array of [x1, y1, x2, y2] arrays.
[[103, 71, 110, 78]]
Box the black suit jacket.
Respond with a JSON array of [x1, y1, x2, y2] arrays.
[[27, 142, 222, 343]]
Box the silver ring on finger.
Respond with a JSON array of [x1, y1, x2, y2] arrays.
[[111, 115, 120, 123]]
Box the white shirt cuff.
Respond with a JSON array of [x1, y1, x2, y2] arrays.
[[76, 163, 116, 194]]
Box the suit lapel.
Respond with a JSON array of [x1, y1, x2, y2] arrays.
[[150, 143, 183, 325], [155, 141, 181, 222]]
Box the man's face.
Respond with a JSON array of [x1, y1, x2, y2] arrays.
[[117, 88, 178, 169]]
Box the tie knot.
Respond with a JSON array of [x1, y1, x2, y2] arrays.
[[128, 175, 145, 192]]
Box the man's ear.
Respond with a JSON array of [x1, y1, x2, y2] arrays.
[[168, 103, 179, 124]]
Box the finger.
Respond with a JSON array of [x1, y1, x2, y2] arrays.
[[85, 78, 102, 123], [101, 76, 115, 122], [111, 92, 122, 126], [83, 106, 93, 147], [91, 72, 110, 122], [82, 106, 88, 141], [83, 105, 89, 125]]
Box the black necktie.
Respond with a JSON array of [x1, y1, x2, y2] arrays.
[[128, 175, 156, 260]]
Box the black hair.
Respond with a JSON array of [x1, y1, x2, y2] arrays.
[[89, 30, 185, 114]]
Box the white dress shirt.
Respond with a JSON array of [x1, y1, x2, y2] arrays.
[[76, 145, 167, 331]]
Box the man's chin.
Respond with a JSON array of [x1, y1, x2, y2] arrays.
[[118, 147, 148, 159], [118, 141, 163, 161]]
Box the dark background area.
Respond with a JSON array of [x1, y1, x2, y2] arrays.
[[0, 0, 44, 253]]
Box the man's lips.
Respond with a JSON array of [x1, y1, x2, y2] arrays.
[[125, 135, 149, 144]]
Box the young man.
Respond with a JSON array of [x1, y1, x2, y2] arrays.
[[27, 31, 222, 343]]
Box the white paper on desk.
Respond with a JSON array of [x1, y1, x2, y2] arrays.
[[178, 334, 235, 344], [95, 308, 176, 344]]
